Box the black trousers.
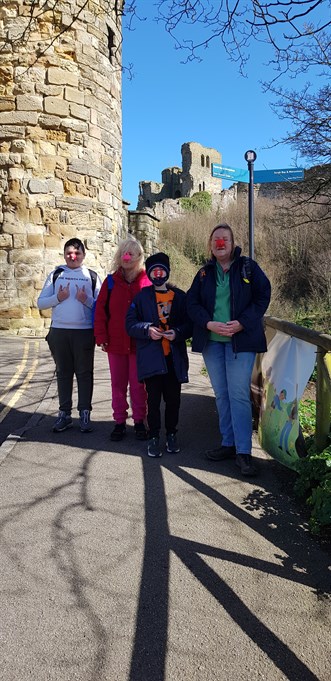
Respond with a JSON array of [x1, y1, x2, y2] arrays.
[[47, 327, 95, 413], [144, 355, 181, 438]]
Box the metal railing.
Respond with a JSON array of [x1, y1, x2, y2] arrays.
[[264, 316, 331, 452]]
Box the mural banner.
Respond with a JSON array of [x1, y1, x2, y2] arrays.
[[259, 331, 316, 470]]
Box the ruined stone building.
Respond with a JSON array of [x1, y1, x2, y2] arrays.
[[138, 142, 222, 211]]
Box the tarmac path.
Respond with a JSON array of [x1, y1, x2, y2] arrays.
[[0, 338, 330, 681]]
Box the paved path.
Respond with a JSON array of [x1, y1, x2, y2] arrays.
[[0, 339, 330, 681]]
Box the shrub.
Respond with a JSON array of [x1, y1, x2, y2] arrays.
[[294, 446, 331, 534], [179, 191, 212, 213]]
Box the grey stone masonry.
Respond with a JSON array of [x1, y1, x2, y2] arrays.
[[0, 0, 124, 336]]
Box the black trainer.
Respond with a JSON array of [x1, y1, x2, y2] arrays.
[[205, 445, 236, 461], [166, 433, 180, 453], [110, 423, 126, 441], [235, 454, 258, 476], [147, 437, 162, 458], [134, 421, 148, 440]]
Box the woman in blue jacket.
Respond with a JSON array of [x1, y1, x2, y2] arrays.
[[187, 223, 271, 476]]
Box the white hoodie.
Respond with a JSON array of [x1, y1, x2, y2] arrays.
[[37, 265, 101, 329]]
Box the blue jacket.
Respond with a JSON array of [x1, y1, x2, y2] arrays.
[[126, 285, 192, 383], [187, 247, 271, 354]]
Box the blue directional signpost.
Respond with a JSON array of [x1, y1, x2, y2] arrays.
[[212, 157, 304, 258]]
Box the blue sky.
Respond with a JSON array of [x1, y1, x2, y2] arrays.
[[122, 8, 306, 209]]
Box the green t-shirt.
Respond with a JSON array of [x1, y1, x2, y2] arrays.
[[210, 262, 231, 342]]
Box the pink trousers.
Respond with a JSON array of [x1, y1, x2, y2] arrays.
[[108, 352, 147, 424]]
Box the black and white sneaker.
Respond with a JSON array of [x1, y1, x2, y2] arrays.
[[53, 411, 73, 433], [79, 409, 93, 432], [166, 433, 180, 453], [147, 437, 162, 458]]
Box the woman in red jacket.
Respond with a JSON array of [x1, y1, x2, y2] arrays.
[[94, 237, 150, 441]]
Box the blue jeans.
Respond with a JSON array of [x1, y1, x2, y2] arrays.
[[203, 341, 256, 454]]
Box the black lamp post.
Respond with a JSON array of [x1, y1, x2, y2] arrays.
[[244, 150, 257, 259]]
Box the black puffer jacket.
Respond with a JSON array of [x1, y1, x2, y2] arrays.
[[187, 247, 271, 354], [126, 285, 192, 382]]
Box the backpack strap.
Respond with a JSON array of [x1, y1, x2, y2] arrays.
[[52, 267, 65, 288], [52, 266, 97, 295], [105, 274, 114, 317], [241, 256, 252, 284], [88, 268, 97, 296]]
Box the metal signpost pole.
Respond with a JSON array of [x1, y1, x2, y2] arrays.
[[244, 150, 257, 259]]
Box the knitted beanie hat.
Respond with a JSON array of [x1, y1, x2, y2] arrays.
[[145, 252, 170, 278]]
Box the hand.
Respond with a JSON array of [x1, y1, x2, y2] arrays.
[[100, 342, 109, 352], [207, 320, 243, 336], [162, 329, 176, 341], [57, 282, 70, 301], [149, 326, 164, 340], [75, 284, 87, 303]]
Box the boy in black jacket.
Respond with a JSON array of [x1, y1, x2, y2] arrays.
[[126, 252, 192, 458]]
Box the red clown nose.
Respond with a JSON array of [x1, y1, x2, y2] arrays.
[[69, 253, 77, 261], [122, 252, 132, 262], [215, 238, 226, 248]]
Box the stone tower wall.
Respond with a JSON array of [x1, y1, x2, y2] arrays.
[[181, 142, 222, 196], [0, 0, 123, 336]]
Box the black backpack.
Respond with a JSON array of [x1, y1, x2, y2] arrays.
[[52, 266, 98, 295]]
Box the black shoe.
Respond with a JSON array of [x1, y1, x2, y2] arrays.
[[147, 437, 162, 458], [166, 433, 180, 453], [79, 409, 93, 433], [134, 421, 148, 440], [53, 411, 73, 432], [205, 445, 236, 461], [235, 454, 258, 476], [110, 423, 126, 441]]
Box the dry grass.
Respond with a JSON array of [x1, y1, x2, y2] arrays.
[[159, 194, 331, 330]]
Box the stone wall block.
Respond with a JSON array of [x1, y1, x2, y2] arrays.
[[13, 234, 27, 249], [39, 114, 62, 129], [64, 86, 84, 104], [36, 84, 63, 96], [16, 95, 43, 111], [60, 118, 88, 133], [0, 234, 12, 248], [44, 97, 70, 116], [21, 154, 38, 169], [28, 179, 49, 194], [47, 67, 79, 87], [0, 264, 15, 279], [0, 97, 15, 111], [10, 140, 26, 153], [44, 235, 62, 249], [69, 102, 90, 121], [0, 125, 25, 140], [29, 207, 42, 223], [27, 234, 44, 248], [15, 67, 45, 83], [0, 111, 39, 125]]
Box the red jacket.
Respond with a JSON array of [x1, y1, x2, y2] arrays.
[[94, 269, 150, 354]]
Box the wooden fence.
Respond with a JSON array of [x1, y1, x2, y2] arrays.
[[264, 316, 331, 452]]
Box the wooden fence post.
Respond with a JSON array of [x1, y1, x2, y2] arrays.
[[315, 349, 331, 452]]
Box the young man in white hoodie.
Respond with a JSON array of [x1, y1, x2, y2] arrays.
[[38, 238, 101, 433]]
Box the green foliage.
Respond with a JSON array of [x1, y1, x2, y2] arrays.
[[294, 446, 331, 534], [298, 399, 316, 437], [179, 191, 212, 214]]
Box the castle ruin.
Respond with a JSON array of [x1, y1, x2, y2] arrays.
[[138, 142, 223, 209]]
